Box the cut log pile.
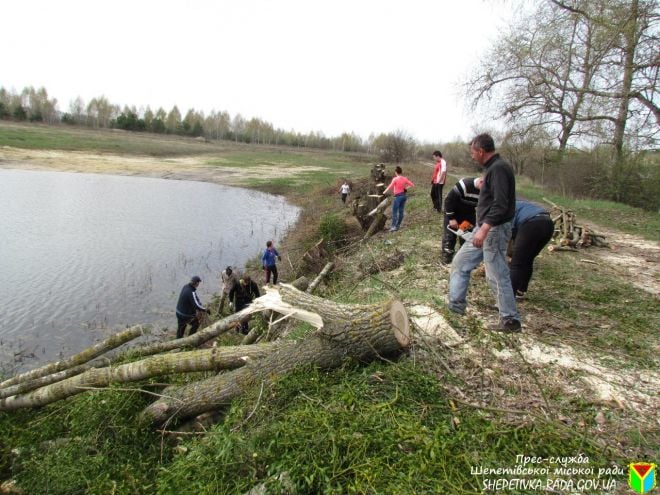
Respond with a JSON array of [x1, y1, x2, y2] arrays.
[[544, 198, 609, 251], [0, 284, 410, 428]]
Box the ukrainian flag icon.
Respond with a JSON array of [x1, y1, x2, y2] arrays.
[[629, 462, 656, 494]]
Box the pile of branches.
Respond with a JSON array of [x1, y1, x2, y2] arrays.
[[544, 198, 609, 251]]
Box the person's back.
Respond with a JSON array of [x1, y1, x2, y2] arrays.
[[176, 283, 198, 317]]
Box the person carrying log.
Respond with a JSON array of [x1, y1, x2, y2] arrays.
[[175, 276, 211, 339], [229, 275, 261, 334], [509, 200, 554, 300], [441, 177, 482, 265]]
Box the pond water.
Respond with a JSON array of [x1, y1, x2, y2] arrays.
[[0, 169, 299, 374]]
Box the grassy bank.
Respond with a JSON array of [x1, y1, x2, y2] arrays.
[[1, 124, 657, 494]]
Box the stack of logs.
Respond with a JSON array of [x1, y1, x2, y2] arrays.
[[544, 198, 609, 251], [352, 163, 390, 239]]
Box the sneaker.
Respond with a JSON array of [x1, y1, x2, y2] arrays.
[[488, 319, 522, 333], [389, 226, 398, 232], [515, 290, 526, 301]]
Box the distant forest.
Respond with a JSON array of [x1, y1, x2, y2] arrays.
[[0, 85, 399, 154]]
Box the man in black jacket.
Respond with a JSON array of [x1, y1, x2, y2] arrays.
[[175, 276, 210, 339], [441, 177, 482, 264], [229, 275, 261, 334], [447, 134, 521, 333]]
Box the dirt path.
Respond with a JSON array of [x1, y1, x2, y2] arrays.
[[582, 222, 660, 295]]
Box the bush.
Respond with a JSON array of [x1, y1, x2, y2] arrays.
[[319, 213, 347, 249]]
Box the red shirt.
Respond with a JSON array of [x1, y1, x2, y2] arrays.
[[385, 175, 415, 195]]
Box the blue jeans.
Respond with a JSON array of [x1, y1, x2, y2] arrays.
[[391, 194, 407, 228], [448, 223, 520, 321]]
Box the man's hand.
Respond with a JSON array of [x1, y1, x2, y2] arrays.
[[473, 223, 491, 248], [449, 219, 458, 229]]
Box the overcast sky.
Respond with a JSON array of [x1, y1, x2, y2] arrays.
[[2, 0, 516, 143]]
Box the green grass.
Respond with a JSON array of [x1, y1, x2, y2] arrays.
[[526, 253, 659, 367], [0, 121, 230, 156], [516, 177, 660, 242], [155, 362, 624, 495], [1, 387, 165, 494]]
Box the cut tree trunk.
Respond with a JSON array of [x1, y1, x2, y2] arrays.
[[306, 262, 335, 293], [142, 285, 410, 425], [0, 344, 279, 411]]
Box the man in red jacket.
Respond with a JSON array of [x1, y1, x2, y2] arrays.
[[431, 150, 447, 212]]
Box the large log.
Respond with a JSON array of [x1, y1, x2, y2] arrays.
[[0, 325, 149, 390], [142, 285, 410, 425], [0, 344, 279, 411]]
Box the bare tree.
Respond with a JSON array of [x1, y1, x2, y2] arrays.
[[466, 0, 659, 156]]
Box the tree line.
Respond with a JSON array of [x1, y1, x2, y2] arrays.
[[0, 85, 412, 157]]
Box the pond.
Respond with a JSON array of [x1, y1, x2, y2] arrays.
[[0, 169, 300, 374]]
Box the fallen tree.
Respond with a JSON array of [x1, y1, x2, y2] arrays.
[[142, 285, 409, 425], [0, 325, 149, 390], [0, 285, 410, 428], [0, 344, 278, 411]]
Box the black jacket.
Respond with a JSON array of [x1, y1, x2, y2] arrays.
[[444, 177, 480, 224], [476, 154, 516, 227], [229, 280, 261, 308], [176, 283, 206, 317]]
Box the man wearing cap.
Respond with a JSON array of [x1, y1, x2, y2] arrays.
[[219, 266, 239, 314], [175, 276, 210, 339]]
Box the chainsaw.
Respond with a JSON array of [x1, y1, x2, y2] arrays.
[[447, 220, 475, 241]]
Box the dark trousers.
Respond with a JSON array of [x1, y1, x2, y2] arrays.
[[341, 193, 348, 203], [430, 183, 444, 212], [265, 264, 278, 284], [176, 313, 199, 339], [510, 216, 554, 294], [234, 302, 250, 334]]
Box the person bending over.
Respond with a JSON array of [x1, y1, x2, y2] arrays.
[[175, 275, 210, 339]]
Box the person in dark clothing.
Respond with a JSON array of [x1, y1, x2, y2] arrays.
[[447, 133, 521, 333], [175, 276, 210, 339], [229, 275, 261, 334], [510, 200, 555, 299], [441, 177, 482, 264]]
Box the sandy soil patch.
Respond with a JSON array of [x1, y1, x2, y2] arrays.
[[413, 305, 659, 418], [0, 146, 326, 187], [582, 222, 660, 295]]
